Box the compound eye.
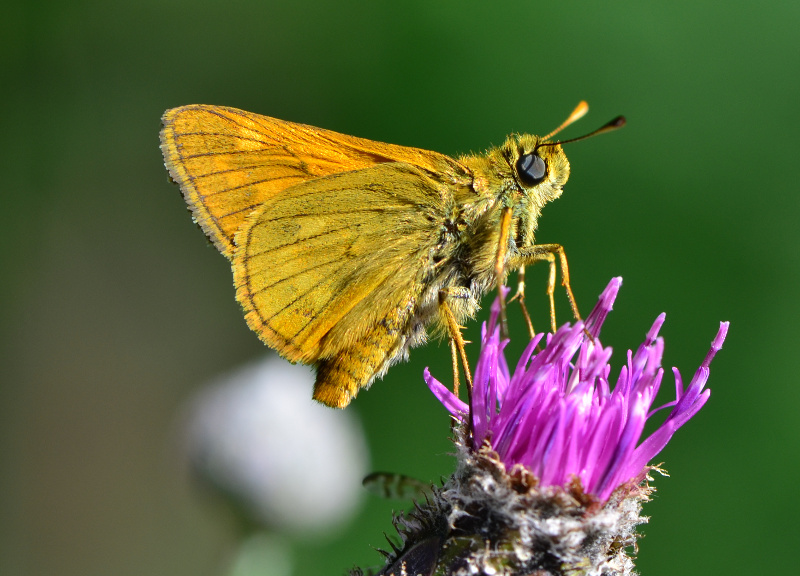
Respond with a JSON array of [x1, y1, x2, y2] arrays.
[[516, 153, 547, 186]]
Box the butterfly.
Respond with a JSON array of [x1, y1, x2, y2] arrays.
[[160, 103, 623, 407]]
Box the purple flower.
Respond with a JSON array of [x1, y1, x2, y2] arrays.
[[425, 277, 728, 501]]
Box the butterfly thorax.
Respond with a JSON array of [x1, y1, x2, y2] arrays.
[[445, 135, 571, 297]]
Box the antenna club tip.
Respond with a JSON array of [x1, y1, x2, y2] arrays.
[[611, 115, 626, 127]]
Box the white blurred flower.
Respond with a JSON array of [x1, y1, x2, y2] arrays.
[[183, 356, 369, 536]]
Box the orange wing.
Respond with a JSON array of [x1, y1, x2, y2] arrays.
[[159, 105, 468, 259], [231, 162, 455, 407], [232, 162, 446, 363]]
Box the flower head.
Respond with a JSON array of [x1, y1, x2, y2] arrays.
[[425, 277, 728, 500], [359, 279, 728, 576]]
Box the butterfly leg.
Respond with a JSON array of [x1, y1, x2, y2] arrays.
[[494, 207, 513, 338], [508, 265, 536, 338], [507, 243, 581, 333], [449, 338, 461, 397], [438, 290, 473, 398]]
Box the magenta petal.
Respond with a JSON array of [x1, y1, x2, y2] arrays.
[[585, 277, 622, 338], [424, 368, 467, 418], [424, 279, 727, 501]]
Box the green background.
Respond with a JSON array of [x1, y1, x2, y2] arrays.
[[2, 1, 797, 575]]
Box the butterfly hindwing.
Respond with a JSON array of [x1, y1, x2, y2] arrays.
[[232, 163, 450, 406]]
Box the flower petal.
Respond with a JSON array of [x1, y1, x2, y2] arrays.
[[424, 279, 727, 501]]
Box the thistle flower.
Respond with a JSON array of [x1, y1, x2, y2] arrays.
[[427, 277, 727, 501], [365, 278, 728, 576]]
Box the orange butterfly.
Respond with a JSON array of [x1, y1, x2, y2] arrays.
[[160, 104, 623, 408]]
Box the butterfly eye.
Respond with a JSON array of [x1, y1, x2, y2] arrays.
[[516, 153, 547, 186]]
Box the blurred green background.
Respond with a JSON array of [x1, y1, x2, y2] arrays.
[[2, 1, 798, 575]]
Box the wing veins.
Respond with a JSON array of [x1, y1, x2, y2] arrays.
[[246, 206, 413, 229], [213, 183, 410, 224], [197, 107, 278, 138], [198, 107, 307, 146], [246, 259, 342, 324], [215, 203, 262, 222], [191, 163, 284, 179], [180, 149, 281, 160], [245, 223, 355, 259], [173, 131, 270, 145], [199, 174, 301, 199]]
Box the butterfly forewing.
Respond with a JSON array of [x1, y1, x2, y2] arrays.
[[160, 105, 467, 258]]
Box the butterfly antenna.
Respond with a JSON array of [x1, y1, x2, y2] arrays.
[[540, 115, 626, 147], [542, 101, 590, 141]]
